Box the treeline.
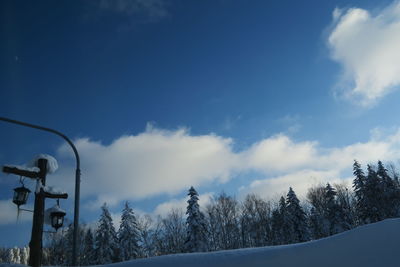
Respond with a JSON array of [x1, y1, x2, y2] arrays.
[[0, 247, 29, 265], [2, 160, 400, 265]]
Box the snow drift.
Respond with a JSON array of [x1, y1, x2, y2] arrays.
[[106, 218, 400, 267]]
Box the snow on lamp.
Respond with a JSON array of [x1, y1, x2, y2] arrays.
[[49, 203, 66, 231]]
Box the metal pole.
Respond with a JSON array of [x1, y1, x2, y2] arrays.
[[0, 117, 81, 266]]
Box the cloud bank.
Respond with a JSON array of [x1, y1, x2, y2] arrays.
[[328, 1, 400, 106], [52, 125, 400, 211]]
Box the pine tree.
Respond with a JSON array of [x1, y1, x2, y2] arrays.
[[377, 161, 399, 218], [270, 203, 284, 245], [81, 228, 95, 265], [365, 165, 383, 223], [271, 196, 291, 245], [185, 187, 208, 253], [353, 160, 368, 224], [63, 224, 75, 266], [324, 183, 348, 235], [94, 203, 118, 264], [286, 187, 309, 243], [309, 207, 325, 239], [306, 185, 330, 238], [45, 226, 68, 265], [118, 201, 141, 261]]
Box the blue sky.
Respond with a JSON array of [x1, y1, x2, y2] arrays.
[[2, 0, 400, 247]]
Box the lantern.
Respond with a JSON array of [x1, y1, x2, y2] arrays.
[[13, 186, 31, 206], [50, 205, 66, 231]]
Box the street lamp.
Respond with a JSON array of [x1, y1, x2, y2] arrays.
[[49, 203, 67, 231], [13, 185, 31, 207], [0, 116, 81, 266], [3, 156, 68, 267]]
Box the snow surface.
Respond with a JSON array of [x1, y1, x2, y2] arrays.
[[27, 154, 58, 174], [0, 219, 398, 267], [107, 219, 400, 267]]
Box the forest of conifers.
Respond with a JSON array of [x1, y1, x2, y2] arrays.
[[1, 160, 399, 266]]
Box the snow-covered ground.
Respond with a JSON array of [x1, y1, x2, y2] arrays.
[[108, 218, 400, 267], [1, 218, 399, 267]]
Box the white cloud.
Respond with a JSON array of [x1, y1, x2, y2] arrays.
[[240, 170, 342, 201], [240, 129, 400, 198], [242, 134, 317, 174], [52, 125, 400, 210], [55, 126, 239, 209], [328, 1, 400, 106]]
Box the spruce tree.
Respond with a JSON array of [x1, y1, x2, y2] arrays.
[[377, 161, 398, 218], [94, 203, 118, 264], [324, 183, 348, 235], [185, 186, 207, 252], [81, 228, 95, 265], [271, 196, 292, 244], [309, 207, 325, 239], [286, 187, 309, 243], [365, 165, 382, 223], [271, 197, 288, 245], [353, 160, 368, 224], [118, 201, 141, 261]]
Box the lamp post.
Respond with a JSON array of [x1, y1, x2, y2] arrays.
[[0, 117, 81, 266], [4, 157, 69, 267]]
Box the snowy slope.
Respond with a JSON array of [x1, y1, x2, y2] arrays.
[[107, 218, 400, 267], [1, 219, 398, 267]]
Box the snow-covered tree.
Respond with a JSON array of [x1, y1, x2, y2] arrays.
[[334, 183, 356, 230], [240, 194, 272, 247], [81, 228, 95, 265], [185, 187, 208, 253], [307, 185, 329, 238], [324, 183, 348, 235], [271, 196, 291, 245], [377, 161, 400, 218], [286, 187, 309, 243], [94, 203, 118, 264], [137, 214, 156, 258], [364, 165, 383, 223], [118, 201, 141, 261], [20, 246, 29, 265], [45, 226, 68, 265], [153, 209, 186, 255], [205, 193, 240, 250], [5, 248, 13, 263], [12, 247, 20, 264], [309, 206, 325, 239], [353, 160, 370, 224]]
